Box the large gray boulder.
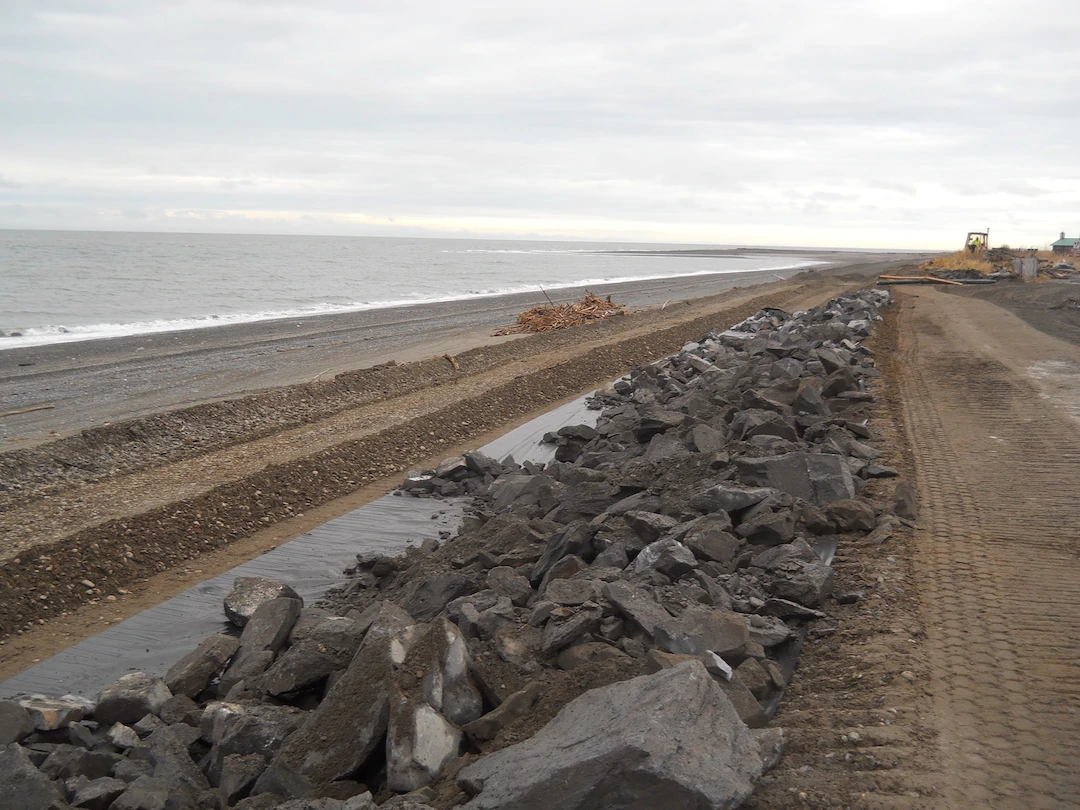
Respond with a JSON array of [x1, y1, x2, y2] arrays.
[[255, 606, 415, 798], [224, 578, 302, 628], [0, 702, 34, 744], [219, 597, 302, 695], [653, 606, 750, 660], [736, 452, 855, 504], [601, 581, 673, 639], [165, 634, 241, 698], [0, 743, 66, 810], [751, 539, 834, 607], [18, 694, 93, 731], [95, 672, 173, 726], [458, 661, 768, 809]]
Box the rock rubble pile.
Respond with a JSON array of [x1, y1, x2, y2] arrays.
[[1, 290, 911, 810]]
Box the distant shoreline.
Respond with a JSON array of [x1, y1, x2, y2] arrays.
[[0, 250, 927, 449], [0, 257, 828, 352]]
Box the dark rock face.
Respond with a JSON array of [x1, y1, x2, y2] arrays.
[[165, 634, 241, 698], [219, 597, 302, 696], [736, 453, 856, 505], [0, 702, 35, 745], [400, 574, 479, 622], [0, 743, 66, 810], [95, 673, 173, 726], [457, 662, 767, 809], [255, 614, 408, 797], [224, 578, 302, 628]]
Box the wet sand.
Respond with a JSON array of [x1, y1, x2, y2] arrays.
[[0, 250, 916, 448]]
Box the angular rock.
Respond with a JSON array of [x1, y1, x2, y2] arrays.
[[690, 484, 777, 514], [736, 452, 856, 504], [224, 577, 302, 628], [530, 522, 594, 583], [110, 775, 172, 810], [643, 652, 766, 728], [142, 725, 209, 791], [95, 672, 173, 726], [207, 705, 304, 785], [255, 631, 400, 798], [752, 539, 834, 606], [462, 682, 543, 743], [653, 605, 750, 659], [688, 423, 728, 454], [792, 378, 830, 417], [219, 754, 267, 808], [735, 508, 796, 546], [601, 581, 673, 638], [634, 407, 684, 442], [259, 640, 340, 696], [417, 618, 484, 727], [458, 661, 766, 809], [731, 410, 798, 443], [634, 537, 697, 579], [219, 597, 302, 694], [106, 723, 140, 750], [0, 701, 34, 744], [0, 743, 66, 810], [543, 577, 601, 606], [157, 695, 201, 727], [165, 634, 241, 698], [735, 658, 773, 700], [747, 614, 794, 649], [476, 597, 516, 642], [681, 518, 744, 565], [400, 574, 478, 622], [387, 702, 462, 793], [825, 498, 876, 532], [71, 776, 127, 810], [18, 695, 92, 731], [485, 568, 533, 607], [540, 604, 603, 654], [622, 510, 680, 544], [892, 479, 917, 520]]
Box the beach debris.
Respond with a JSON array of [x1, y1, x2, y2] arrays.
[[443, 353, 461, 370], [493, 292, 625, 335], [0, 403, 56, 418]]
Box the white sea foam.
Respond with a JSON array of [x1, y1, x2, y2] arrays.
[[1, 231, 829, 352]]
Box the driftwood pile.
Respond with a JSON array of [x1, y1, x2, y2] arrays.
[[493, 293, 625, 335]]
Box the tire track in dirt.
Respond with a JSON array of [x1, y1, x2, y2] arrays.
[[894, 289, 1080, 809]]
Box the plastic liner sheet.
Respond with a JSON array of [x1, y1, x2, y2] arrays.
[[0, 395, 599, 699]]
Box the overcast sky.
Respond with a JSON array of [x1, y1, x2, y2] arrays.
[[2, 1, 1079, 248]]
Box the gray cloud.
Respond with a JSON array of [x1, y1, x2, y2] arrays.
[[1, 0, 1079, 247]]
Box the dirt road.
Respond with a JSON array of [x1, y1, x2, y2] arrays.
[[897, 286, 1080, 808], [754, 282, 1080, 810]]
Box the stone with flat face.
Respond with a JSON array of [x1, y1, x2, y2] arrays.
[[457, 662, 767, 810]]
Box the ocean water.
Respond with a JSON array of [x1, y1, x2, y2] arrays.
[[0, 231, 822, 350]]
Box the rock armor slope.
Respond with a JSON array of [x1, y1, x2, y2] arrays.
[[0, 289, 910, 810]]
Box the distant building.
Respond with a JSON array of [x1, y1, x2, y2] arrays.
[[1051, 231, 1079, 254]]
